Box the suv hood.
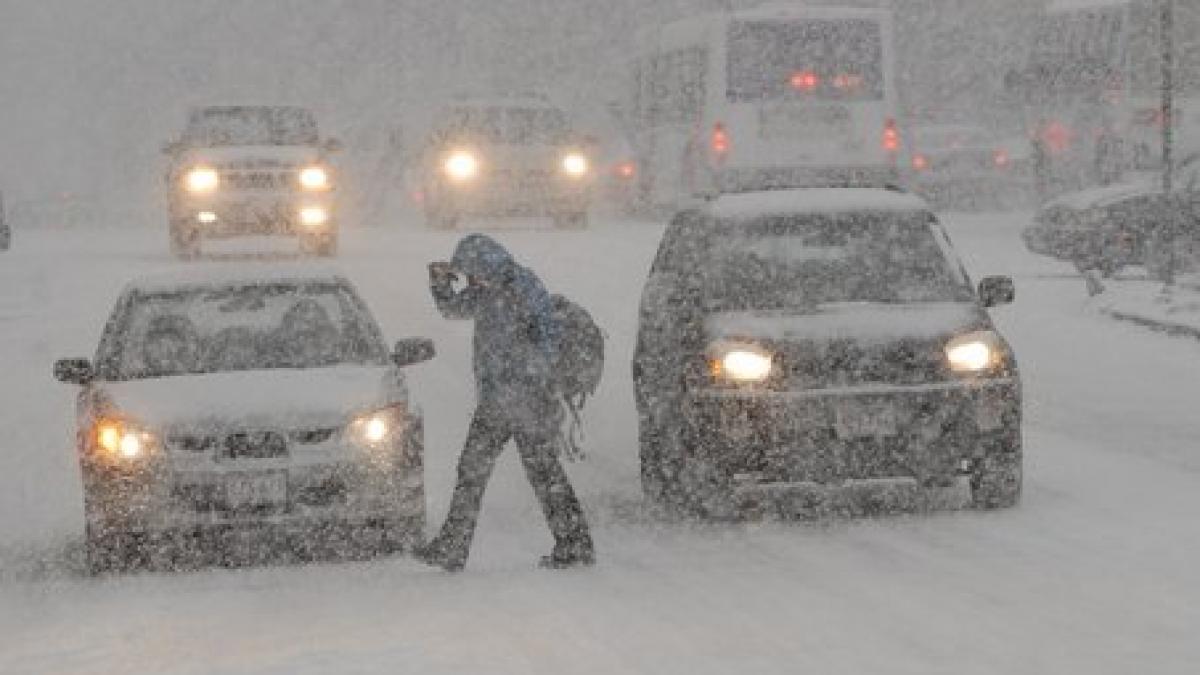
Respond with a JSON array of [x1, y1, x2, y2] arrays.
[[97, 365, 403, 432], [705, 301, 990, 344], [182, 145, 321, 170]]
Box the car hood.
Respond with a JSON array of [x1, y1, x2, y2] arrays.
[[705, 301, 990, 345], [96, 365, 404, 432], [182, 145, 322, 170]]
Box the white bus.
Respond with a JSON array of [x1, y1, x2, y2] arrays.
[[1012, 0, 1200, 198], [628, 4, 902, 209]]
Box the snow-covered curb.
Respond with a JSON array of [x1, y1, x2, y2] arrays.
[[1096, 275, 1200, 340]]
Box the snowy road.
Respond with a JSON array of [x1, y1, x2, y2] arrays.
[[1, 212, 1198, 674]]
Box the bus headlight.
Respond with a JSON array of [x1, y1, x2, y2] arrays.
[[185, 167, 219, 194], [710, 344, 774, 383], [946, 331, 1004, 373], [299, 166, 330, 191], [444, 151, 479, 182], [561, 153, 589, 178]]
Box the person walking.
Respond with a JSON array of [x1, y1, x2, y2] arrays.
[[418, 234, 594, 572]]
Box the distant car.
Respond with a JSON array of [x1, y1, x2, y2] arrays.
[[910, 124, 1031, 208], [1024, 159, 1200, 276], [54, 267, 435, 573], [162, 106, 342, 258], [633, 188, 1022, 518], [414, 94, 595, 229], [0, 191, 9, 251]]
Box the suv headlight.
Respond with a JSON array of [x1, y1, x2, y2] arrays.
[[348, 405, 408, 448], [299, 165, 330, 191], [444, 150, 479, 181], [185, 167, 219, 193], [709, 343, 774, 383], [92, 418, 157, 461], [946, 330, 1005, 373]]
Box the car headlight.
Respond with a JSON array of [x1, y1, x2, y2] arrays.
[[946, 331, 1005, 373], [93, 419, 157, 461], [444, 151, 479, 181], [185, 167, 219, 193], [298, 165, 330, 191], [299, 206, 329, 227], [562, 153, 589, 178], [709, 343, 774, 383], [348, 406, 407, 448]]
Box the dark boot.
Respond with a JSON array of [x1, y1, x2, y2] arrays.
[[539, 536, 595, 570], [414, 538, 466, 573]]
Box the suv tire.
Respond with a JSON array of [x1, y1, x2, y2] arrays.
[[169, 221, 200, 259], [970, 448, 1023, 509]]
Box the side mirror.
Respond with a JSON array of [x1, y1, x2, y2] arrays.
[[323, 138, 344, 153], [391, 338, 435, 367], [979, 276, 1016, 308], [54, 358, 94, 385]]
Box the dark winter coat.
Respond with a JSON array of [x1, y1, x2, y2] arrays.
[[432, 234, 561, 426]]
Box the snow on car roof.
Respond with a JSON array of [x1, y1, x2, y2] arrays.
[[122, 264, 351, 295], [709, 188, 930, 221], [1048, 0, 1128, 13]]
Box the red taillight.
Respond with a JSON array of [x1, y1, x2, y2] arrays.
[[1040, 121, 1071, 154], [993, 149, 1010, 168], [912, 154, 928, 171], [790, 70, 820, 92], [712, 123, 730, 155], [615, 161, 637, 179], [883, 118, 900, 153]]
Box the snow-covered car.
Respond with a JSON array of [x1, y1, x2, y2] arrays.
[[633, 188, 1022, 518], [53, 267, 434, 573], [909, 124, 1031, 209], [162, 106, 342, 258], [415, 94, 595, 229]]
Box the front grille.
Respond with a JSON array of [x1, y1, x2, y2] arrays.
[[776, 338, 950, 389], [221, 170, 293, 190], [224, 432, 288, 459]]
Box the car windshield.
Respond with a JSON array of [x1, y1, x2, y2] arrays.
[[701, 212, 973, 310], [100, 282, 387, 380], [442, 105, 569, 144], [183, 107, 319, 146]]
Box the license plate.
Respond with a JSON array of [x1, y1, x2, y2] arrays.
[[224, 472, 288, 509], [760, 105, 851, 140], [834, 403, 899, 439]]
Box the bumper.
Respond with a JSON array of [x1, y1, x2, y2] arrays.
[[681, 378, 1020, 485], [172, 193, 335, 237], [428, 178, 591, 216], [82, 435, 424, 534], [716, 165, 900, 192]]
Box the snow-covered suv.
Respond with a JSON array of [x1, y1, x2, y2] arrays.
[[54, 267, 434, 573], [163, 106, 341, 258], [633, 188, 1022, 518]]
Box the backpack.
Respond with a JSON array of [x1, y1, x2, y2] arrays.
[[550, 294, 604, 459]]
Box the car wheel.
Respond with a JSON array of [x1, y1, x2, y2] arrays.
[[301, 232, 338, 257], [660, 416, 737, 520], [169, 221, 200, 260], [638, 412, 668, 507], [970, 449, 1023, 509]]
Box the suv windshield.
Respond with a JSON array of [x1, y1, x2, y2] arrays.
[[441, 106, 569, 144], [183, 107, 319, 147], [99, 282, 387, 380], [702, 212, 973, 310]]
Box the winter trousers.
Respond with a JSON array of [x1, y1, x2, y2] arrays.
[[430, 404, 592, 567]]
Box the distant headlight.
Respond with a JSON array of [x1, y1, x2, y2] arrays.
[[349, 406, 407, 448], [185, 167, 219, 193], [710, 344, 774, 383], [299, 206, 329, 227], [444, 150, 479, 181], [299, 166, 330, 190], [562, 153, 589, 178], [93, 419, 156, 461], [946, 331, 1004, 373]]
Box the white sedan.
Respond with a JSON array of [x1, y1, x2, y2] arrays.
[[54, 266, 434, 573]]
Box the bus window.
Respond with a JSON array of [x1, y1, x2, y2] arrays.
[[726, 20, 884, 102]]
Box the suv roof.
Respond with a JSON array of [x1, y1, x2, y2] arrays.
[[708, 188, 931, 221]]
